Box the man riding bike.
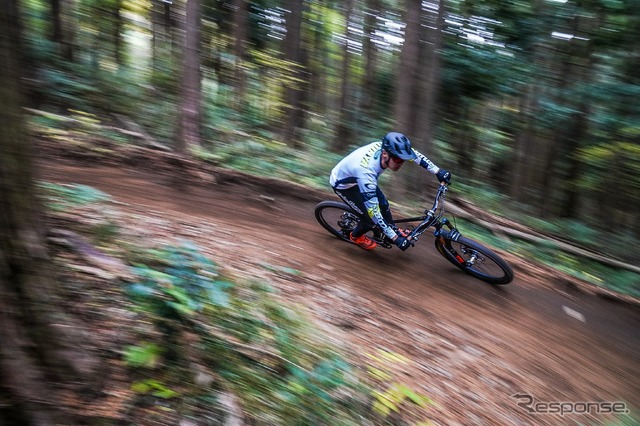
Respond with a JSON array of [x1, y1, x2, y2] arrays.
[[329, 132, 451, 251]]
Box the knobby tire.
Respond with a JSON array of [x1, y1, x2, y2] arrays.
[[435, 235, 513, 285], [314, 201, 357, 243]]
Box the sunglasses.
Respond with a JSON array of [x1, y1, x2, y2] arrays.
[[390, 154, 404, 164]]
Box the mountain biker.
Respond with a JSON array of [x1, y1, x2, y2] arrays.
[[329, 132, 451, 251]]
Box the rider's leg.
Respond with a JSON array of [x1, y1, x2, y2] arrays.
[[352, 219, 374, 238], [333, 187, 375, 241]]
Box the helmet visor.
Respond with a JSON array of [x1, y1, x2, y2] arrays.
[[395, 151, 416, 161]]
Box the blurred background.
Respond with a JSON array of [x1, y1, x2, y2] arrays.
[[16, 0, 640, 294]]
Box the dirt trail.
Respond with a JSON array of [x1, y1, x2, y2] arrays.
[[39, 160, 639, 425]]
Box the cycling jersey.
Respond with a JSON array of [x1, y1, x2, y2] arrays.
[[330, 141, 440, 241]]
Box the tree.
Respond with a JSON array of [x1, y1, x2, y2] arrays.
[[54, 0, 76, 61], [332, 0, 358, 151], [232, 0, 250, 112], [177, 0, 203, 151], [113, 0, 123, 66], [150, 0, 172, 71], [304, 0, 334, 120], [361, 0, 382, 116], [409, 0, 445, 193], [391, 0, 424, 198], [392, 0, 421, 132], [280, 0, 306, 148], [0, 1, 99, 424]]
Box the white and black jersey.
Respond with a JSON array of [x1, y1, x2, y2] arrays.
[[330, 141, 440, 240]]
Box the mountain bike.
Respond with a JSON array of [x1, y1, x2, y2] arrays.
[[314, 184, 514, 285]]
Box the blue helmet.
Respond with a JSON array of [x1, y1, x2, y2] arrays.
[[381, 132, 417, 161]]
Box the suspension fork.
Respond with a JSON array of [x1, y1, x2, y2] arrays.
[[434, 218, 469, 265], [433, 218, 461, 241]]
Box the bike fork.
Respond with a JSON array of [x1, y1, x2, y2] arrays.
[[435, 220, 467, 265], [435, 218, 461, 241]]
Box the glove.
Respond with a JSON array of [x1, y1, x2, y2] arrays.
[[436, 169, 451, 184], [395, 236, 412, 251]]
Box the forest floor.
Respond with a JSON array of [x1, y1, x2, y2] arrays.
[[36, 143, 639, 426]]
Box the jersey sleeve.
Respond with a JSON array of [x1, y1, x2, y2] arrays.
[[358, 172, 397, 240], [412, 148, 440, 174]]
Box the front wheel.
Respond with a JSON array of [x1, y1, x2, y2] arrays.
[[435, 235, 514, 285]]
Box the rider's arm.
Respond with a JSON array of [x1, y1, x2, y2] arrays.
[[359, 175, 398, 241], [412, 148, 441, 174], [363, 195, 399, 241], [413, 148, 451, 183]]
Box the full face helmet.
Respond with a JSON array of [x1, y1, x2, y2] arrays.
[[381, 132, 417, 161]]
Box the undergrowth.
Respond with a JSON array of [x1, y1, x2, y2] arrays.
[[123, 241, 435, 424], [40, 184, 436, 425], [124, 242, 367, 424]]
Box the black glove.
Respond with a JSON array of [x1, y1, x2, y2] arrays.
[[395, 236, 412, 251], [436, 169, 451, 184]]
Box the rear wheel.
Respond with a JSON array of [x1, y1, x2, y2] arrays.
[[314, 201, 358, 242], [435, 236, 513, 285]]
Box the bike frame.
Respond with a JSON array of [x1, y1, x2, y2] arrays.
[[391, 184, 460, 245]]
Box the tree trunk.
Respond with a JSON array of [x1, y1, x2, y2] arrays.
[[408, 0, 445, 194], [332, 0, 357, 151], [114, 0, 123, 66], [1, 1, 98, 424], [553, 6, 595, 219], [177, 0, 203, 152], [280, 0, 306, 148], [50, 0, 62, 44], [59, 0, 77, 61], [232, 0, 249, 112], [305, 0, 331, 119], [392, 0, 421, 132], [361, 0, 381, 115]]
